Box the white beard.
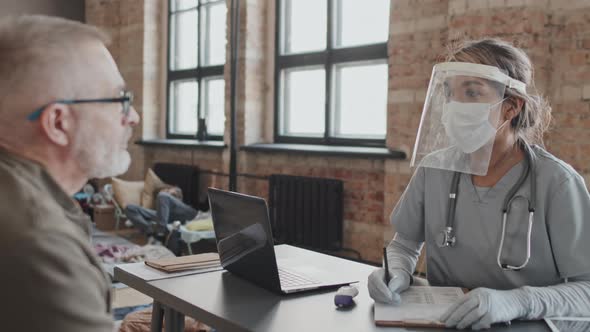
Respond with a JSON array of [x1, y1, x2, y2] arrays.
[[73, 127, 132, 179]]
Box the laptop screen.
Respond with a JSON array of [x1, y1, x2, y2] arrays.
[[208, 188, 282, 292]]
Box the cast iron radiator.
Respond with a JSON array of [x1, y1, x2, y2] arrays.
[[153, 163, 200, 209], [268, 174, 343, 251]]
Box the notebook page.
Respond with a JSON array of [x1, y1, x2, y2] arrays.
[[374, 286, 465, 323]]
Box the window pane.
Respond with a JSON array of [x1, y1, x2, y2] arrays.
[[170, 10, 198, 70], [281, 0, 327, 54], [169, 80, 199, 135], [334, 0, 389, 48], [332, 62, 387, 138], [281, 68, 325, 136], [171, 0, 198, 12], [202, 77, 225, 136], [200, 0, 222, 4], [201, 3, 227, 66]]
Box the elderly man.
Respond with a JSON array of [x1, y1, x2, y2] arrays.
[[0, 16, 139, 331]]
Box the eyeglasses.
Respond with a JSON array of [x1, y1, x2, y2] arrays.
[[27, 90, 134, 121]]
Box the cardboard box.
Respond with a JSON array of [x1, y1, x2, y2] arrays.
[[94, 204, 116, 230]]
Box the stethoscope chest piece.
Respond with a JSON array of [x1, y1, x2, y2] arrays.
[[437, 227, 456, 248]]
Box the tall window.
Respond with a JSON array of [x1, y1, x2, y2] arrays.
[[275, 0, 390, 146], [168, 0, 226, 140]]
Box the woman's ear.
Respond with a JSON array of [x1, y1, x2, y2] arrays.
[[38, 104, 74, 146], [502, 97, 524, 122]]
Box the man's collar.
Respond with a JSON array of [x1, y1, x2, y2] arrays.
[[0, 147, 84, 215]]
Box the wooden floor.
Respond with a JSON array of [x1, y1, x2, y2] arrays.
[[113, 286, 153, 309], [102, 227, 148, 246]]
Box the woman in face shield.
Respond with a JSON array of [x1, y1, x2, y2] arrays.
[[367, 38, 590, 329]]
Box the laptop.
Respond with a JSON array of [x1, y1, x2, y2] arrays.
[[208, 187, 357, 294]]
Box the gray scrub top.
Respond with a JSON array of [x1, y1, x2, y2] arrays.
[[391, 146, 590, 290]]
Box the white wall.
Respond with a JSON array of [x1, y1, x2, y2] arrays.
[[1, 0, 85, 21]]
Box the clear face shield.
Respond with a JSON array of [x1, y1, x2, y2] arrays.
[[410, 62, 527, 176]]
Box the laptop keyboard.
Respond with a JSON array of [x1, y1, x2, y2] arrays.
[[278, 267, 320, 288]]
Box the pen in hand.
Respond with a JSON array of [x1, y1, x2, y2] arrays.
[[383, 247, 390, 285]]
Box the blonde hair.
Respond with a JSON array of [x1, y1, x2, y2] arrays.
[[445, 38, 552, 146], [0, 15, 110, 122]]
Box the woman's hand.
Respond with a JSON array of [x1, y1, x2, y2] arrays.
[[440, 287, 529, 330], [367, 268, 411, 304]]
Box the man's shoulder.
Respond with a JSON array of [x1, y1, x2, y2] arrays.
[[0, 169, 46, 225], [0, 190, 66, 233], [4, 227, 88, 262], [0, 173, 86, 249], [0, 161, 74, 225]]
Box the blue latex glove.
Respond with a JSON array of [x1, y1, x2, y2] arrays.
[[440, 287, 529, 330], [367, 268, 411, 304]]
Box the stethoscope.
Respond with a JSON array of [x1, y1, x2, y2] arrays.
[[436, 141, 537, 271]]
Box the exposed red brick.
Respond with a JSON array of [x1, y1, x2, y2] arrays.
[[86, 0, 590, 263]]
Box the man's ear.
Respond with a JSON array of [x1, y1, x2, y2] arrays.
[[502, 97, 524, 122], [38, 104, 75, 146]]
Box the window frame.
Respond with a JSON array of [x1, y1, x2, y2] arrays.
[[166, 0, 226, 140], [274, 0, 389, 147]]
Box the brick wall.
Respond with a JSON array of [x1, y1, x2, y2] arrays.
[[545, 0, 590, 183], [86, 0, 590, 263], [86, 0, 146, 179]]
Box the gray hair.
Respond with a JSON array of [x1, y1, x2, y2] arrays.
[[445, 38, 552, 146], [0, 15, 110, 122]]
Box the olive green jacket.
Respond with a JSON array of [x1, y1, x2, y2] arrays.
[[0, 149, 113, 332]]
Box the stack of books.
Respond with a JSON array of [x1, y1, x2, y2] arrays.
[[145, 253, 221, 273]]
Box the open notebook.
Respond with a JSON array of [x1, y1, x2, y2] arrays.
[[145, 253, 221, 273], [374, 286, 466, 328], [545, 317, 590, 332]]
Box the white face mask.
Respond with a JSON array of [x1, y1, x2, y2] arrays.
[[441, 99, 505, 154]]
